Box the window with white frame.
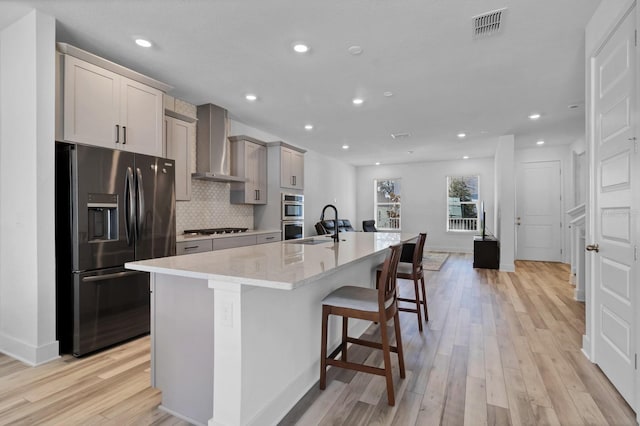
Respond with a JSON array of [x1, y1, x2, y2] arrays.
[[447, 175, 479, 231], [374, 179, 401, 231]]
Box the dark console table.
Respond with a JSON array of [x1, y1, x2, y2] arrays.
[[473, 236, 499, 269]]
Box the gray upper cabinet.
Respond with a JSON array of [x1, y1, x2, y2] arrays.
[[230, 136, 267, 204], [280, 145, 304, 190], [165, 116, 193, 201], [60, 47, 166, 157]]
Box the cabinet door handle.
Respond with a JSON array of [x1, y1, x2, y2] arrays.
[[115, 125, 120, 143], [265, 236, 274, 240], [123, 126, 127, 144], [257, 189, 260, 200], [184, 245, 199, 250]]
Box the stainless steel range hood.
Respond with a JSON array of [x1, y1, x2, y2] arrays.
[[193, 103, 246, 182]]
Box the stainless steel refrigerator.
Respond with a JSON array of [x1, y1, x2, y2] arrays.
[[55, 143, 176, 356]]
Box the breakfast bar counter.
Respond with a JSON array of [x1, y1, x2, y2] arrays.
[[126, 231, 417, 426]]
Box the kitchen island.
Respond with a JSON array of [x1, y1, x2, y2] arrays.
[[125, 231, 417, 426]]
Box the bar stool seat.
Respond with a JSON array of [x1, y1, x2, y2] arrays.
[[377, 232, 428, 332], [319, 243, 405, 406]]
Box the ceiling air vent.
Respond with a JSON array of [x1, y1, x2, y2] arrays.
[[473, 8, 506, 38]]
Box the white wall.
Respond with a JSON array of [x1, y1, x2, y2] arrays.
[[356, 157, 495, 253], [304, 149, 357, 237], [494, 135, 515, 271], [0, 10, 58, 365]]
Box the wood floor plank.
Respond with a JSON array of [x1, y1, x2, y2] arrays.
[[532, 351, 584, 426], [483, 334, 508, 409], [440, 344, 468, 425], [463, 376, 487, 426], [502, 367, 536, 426]]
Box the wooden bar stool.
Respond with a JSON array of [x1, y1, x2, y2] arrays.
[[319, 243, 405, 406], [378, 233, 428, 331]]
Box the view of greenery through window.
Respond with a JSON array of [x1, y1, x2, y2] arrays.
[[374, 179, 401, 230], [447, 175, 479, 231]]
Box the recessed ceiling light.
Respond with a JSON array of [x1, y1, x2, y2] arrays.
[[293, 43, 309, 53], [391, 132, 410, 139], [342, 144, 349, 150], [245, 94, 257, 101], [528, 113, 541, 120], [352, 98, 364, 105], [375, 162, 381, 166], [348, 46, 363, 55], [537, 140, 545, 145], [383, 91, 393, 97], [457, 133, 466, 138], [463, 155, 470, 159], [135, 38, 152, 48], [304, 124, 313, 131]]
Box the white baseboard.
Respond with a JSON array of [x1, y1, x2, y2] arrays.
[[499, 262, 515, 272], [0, 332, 59, 366], [574, 288, 585, 302], [582, 335, 592, 361]]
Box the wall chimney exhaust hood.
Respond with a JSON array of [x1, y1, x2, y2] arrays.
[[193, 103, 246, 182]]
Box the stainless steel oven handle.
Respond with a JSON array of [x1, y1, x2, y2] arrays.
[[82, 270, 143, 283]]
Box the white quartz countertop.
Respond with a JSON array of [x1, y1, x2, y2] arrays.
[[126, 232, 417, 290], [176, 229, 281, 243]]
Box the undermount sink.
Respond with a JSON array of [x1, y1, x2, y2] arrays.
[[287, 237, 334, 245]]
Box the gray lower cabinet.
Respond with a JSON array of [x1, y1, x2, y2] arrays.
[[213, 235, 257, 251], [176, 240, 213, 255], [256, 232, 281, 244], [176, 232, 281, 256]]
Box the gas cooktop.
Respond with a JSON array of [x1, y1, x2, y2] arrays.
[[183, 227, 249, 236]]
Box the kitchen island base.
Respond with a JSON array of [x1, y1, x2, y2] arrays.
[[152, 255, 383, 425], [128, 232, 417, 425]]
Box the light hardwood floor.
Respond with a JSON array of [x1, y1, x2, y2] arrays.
[[0, 254, 635, 425]]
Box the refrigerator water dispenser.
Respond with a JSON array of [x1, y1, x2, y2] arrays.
[[87, 193, 118, 241]]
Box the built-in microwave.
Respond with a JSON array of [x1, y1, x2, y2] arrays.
[[282, 193, 304, 221]]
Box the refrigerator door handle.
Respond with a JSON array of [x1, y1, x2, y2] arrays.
[[124, 167, 136, 246], [82, 270, 144, 283], [135, 167, 145, 239]]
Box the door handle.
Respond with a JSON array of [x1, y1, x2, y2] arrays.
[[122, 126, 127, 144], [82, 270, 143, 283], [586, 244, 600, 253], [124, 167, 135, 245], [115, 125, 120, 144]]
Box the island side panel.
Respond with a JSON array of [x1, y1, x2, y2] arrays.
[[153, 273, 214, 426], [210, 250, 387, 425]]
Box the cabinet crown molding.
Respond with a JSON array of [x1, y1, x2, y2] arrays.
[[57, 42, 172, 93], [266, 140, 307, 153]]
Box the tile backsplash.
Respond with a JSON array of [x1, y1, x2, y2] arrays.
[[176, 180, 253, 234]]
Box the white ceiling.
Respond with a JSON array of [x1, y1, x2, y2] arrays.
[[0, 0, 601, 166]]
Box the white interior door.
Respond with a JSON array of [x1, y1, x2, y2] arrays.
[[591, 8, 637, 407], [516, 161, 562, 261]]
